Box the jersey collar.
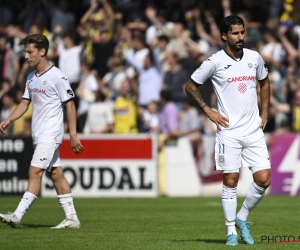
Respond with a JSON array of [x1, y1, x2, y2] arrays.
[[35, 65, 53, 77], [223, 49, 244, 62]]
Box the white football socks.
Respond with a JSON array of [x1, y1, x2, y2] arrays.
[[222, 185, 237, 235], [237, 182, 266, 221], [14, 191, 37, 221], [57, 193, 79, 221]]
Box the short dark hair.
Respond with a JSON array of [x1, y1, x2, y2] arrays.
[[20, 34, 49, 56], [158, 35, 170, 43], [160, 89, 172, 102], [63, 31, 80, 45], [219, 15, 245, 42]]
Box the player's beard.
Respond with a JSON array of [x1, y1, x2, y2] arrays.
[[228, 40, 244, 52]]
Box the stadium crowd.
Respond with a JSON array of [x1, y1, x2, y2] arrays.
[[0, 0, 300, 177]]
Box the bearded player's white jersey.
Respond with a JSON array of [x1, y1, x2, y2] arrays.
[[191, 48, 268, 136], [22, 66, 75, 144]]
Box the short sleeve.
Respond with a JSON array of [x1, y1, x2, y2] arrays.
[[22, 81, 31, 100], [256, 54, 268, 81], [190, 58, 216, 85], [55, 75, 75, 103]]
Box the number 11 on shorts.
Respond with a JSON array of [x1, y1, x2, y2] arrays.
[[219, 143, 225, 154]]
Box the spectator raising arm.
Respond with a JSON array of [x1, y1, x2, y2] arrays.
[[123, 49, 144, 72], [80, 0, 99, 25]]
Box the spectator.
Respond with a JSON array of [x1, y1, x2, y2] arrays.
[[145, 6, 174, 45], [76, 60, 99, 133], [113, 78, 138, 134], [179, 98, 201, 138], [159, 89, 179, 138], [125, 34, 149, 79], [83, 90, 114, 134], [153, 35, 170, 74], [123, 47, 163, 106], [56, 31, 83, 109], [114, 27, 132, 58], [43, 0, 75, 38], [168, 23, 189, 61], [0, 33, 19, 86], [259, 28, 285, 69], [80, 0, 115, 44], [80, 0, 116, 78], [290, 89, 300, 132], [164, 52, 189, 108], [138, 101, 160, 133], [92, 25, 116, 79], [100, 56, 127, 96]]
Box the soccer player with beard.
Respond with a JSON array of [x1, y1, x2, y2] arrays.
[[185, 15, 271, 246], [0, 34, 84, 229]]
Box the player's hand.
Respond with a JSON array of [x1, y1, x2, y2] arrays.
[[260, 114, 268, 130], [70, 135, 84, 154], [206, 109, 229, 130], [0, 119, 11, 134]]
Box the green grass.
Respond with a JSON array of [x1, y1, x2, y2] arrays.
[[0, 196, 299, 249]]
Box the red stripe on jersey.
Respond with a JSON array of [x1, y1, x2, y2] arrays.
[[60, 138, 153, 159]]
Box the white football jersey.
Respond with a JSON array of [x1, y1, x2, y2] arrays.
[[22, 66, 75, 144], [191, 48, 268, 136]]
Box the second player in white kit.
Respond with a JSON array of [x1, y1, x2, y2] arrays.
[[0, 34, 84, 229], [23, 66, 74, 170]]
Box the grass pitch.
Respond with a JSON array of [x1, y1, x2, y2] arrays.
[[0, 196, 299, 249]]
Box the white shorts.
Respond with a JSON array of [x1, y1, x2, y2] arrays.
[[215, 129, 270, 173], [31, 143, 61, 172]]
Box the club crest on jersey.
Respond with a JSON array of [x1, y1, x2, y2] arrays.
[[67, 89, 74, 97], [238, 83, 247, 93], [219, 155, 225, 166], [247, 60, 255, 70], [41, 79, 48, 87]]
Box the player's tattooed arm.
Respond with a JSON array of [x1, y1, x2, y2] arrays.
[[185, 80, 210, 114], [185, 80, 229, 129]]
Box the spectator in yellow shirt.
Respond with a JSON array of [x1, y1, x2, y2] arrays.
[[113, 79, 138, 134]]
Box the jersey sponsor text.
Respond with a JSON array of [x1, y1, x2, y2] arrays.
[[227, 75, 255, 83], [29, 88, 46, 94]]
